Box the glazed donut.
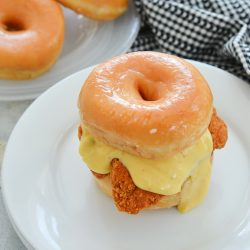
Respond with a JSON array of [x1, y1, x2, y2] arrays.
[[0, 0, 64, 80], [78, 52, 213, 159], [57, 0, 128, 21]]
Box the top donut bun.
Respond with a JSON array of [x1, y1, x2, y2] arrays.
[[78, 52, 213, 159]]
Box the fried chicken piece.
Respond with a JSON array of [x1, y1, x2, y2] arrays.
[[78, 126, 83, 140], [208, 108, 228, 149], [110, 158, 162, 214]]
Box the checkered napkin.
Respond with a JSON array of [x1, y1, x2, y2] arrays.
[[131, 0, 250, 82]]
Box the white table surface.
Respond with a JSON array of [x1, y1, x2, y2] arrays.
[[0, 101, 32, 250]]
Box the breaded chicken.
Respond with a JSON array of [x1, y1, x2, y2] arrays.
[[79, 109, 228, 214], [110, 159, 162, 214], [209, 108, 228, 149], [78, 126, 83, 140]]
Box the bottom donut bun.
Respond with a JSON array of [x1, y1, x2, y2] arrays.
[[95, 174, 180, 207], [95, 175, 181, 210]]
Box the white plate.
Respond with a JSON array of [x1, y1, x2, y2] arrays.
[[0, 2, 139, 101], [2, 61, 250, 250]]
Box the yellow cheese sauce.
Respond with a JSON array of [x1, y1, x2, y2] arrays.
[[79, 128, 213, 199], [177, 157, 211, 212]]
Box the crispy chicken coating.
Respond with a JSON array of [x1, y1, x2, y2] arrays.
[[209, 108, 228, 149], [110, 159, 162, 214], [79, 108, 228, 214], [78, 126, 83, 140]]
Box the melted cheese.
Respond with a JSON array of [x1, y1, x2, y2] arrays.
[[79, 129, 213, 198], [177, 158, 211, 212]]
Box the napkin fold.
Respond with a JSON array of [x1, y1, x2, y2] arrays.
[[131, 0, 250, 82]]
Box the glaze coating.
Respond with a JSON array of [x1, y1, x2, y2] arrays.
[[0, 0, 64, 80], [79, 52, 213, 158]]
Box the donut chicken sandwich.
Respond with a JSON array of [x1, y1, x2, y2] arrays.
[[78, 52, 227, 214]]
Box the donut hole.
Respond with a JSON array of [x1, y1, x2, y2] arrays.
[[138, 82, 160, 102], [3, 19, 26, 32]]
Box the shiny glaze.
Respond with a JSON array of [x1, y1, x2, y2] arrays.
[[79, 52, 213, 158], [0, 0, 64, 79], [57, 0, 128, 21]]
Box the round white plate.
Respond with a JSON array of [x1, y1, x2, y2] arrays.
[[2, 61, 250, 250], [0, 2, 139, 101]]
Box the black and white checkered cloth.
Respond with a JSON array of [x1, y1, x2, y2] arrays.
[[131, 0, 250, 82]]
